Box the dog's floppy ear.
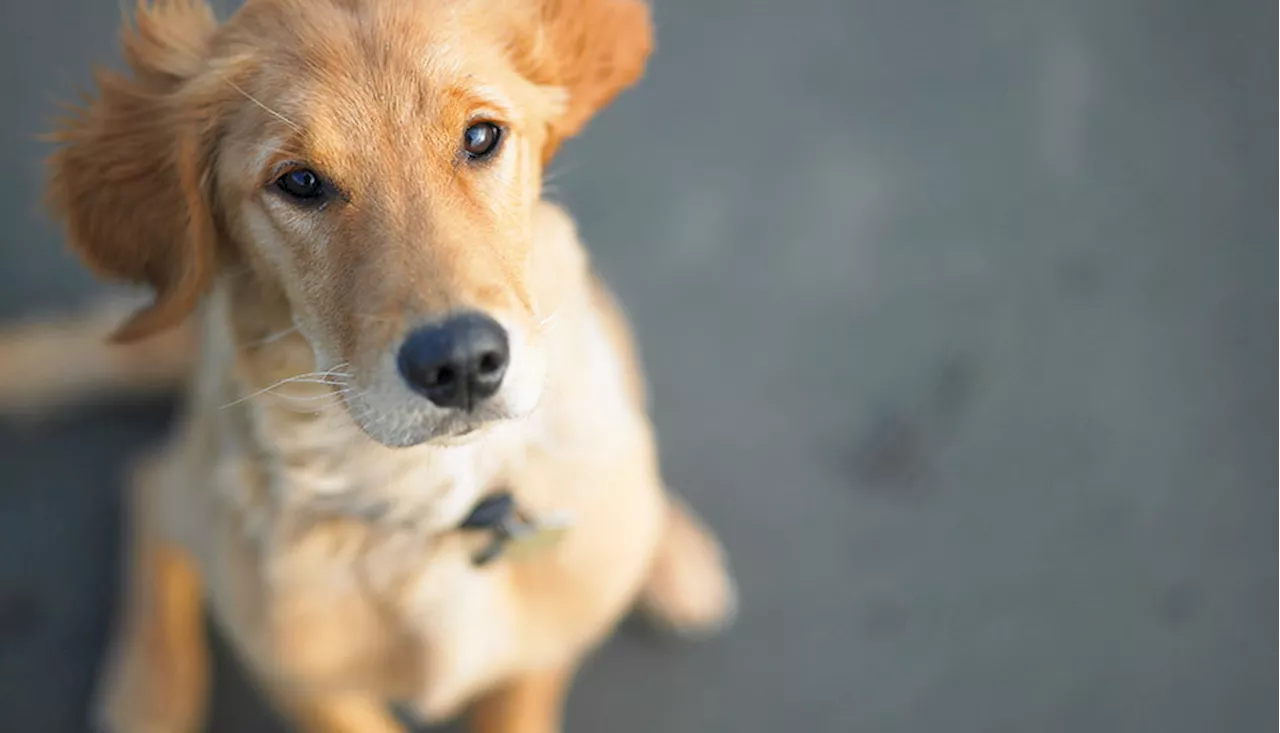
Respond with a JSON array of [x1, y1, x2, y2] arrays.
[[508, 0, 654, 162], [47, 1, 221, 342]]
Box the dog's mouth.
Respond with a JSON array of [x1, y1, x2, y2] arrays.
[[423, 409, 507, 443], [424, 421, 495, 448], [350, 407, 464, 449], [338, 377, 523, 449]]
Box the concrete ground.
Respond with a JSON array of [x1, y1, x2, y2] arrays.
[[0, 0, 1273, 731]]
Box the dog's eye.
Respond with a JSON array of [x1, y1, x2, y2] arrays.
[[462, 122, 503, 159], [276, 169, 325, 200]]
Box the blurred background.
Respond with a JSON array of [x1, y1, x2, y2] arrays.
[[0, 0, 1274, 731]]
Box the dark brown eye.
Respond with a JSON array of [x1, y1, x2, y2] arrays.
[[276, 168, 326, 200], [462, 122, 503, 159]]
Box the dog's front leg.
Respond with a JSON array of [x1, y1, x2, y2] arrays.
[[94, 455, 209, 733], [264, 690, 406, 733], [467, 665, 575, 733]]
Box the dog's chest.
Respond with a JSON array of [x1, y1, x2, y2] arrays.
[[194, 418, 530, 706], [202, 477, 522, 711]]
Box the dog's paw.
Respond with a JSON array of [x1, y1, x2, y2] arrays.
[[637, 497, 737, 638]]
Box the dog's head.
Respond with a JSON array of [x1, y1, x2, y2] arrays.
[[47, 0, 651, 446]]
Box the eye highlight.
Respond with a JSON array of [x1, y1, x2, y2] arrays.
[[462, 122, 503, 160], [275, 168, 326, 201]]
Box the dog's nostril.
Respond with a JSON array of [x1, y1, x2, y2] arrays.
[[430, 365, 457, 387], [477, 351, 502, 375], [398, 312, 509, 410]]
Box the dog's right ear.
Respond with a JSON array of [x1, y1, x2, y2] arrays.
[[47, 1, 222, 342], [505, 0, 654, 163]]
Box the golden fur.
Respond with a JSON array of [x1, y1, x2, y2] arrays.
[[1, 1, 736, 730]]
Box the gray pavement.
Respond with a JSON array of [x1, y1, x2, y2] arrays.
[[0, 0, 1274, 731]]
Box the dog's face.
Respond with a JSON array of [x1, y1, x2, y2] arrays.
[[217, 1, 576, 445], [47, 0, 651, 446]]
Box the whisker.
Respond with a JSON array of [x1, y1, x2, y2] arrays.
[[269, 400, 346, 416], [316, 363, 353, 377], [223, 264, 256, 281], [542, 161, 577, 187], [240, 325, 300, 349], [220, 364, 352, 409], [536, 309, 562, 334], [220, 381, 341, 409], [244, 140, 305, 158], [267, 388, 352, 403], [255, 385, 357, 415], [222, 77, 302, 134]]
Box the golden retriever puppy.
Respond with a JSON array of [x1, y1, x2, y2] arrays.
[[6, 0, 737, 730]]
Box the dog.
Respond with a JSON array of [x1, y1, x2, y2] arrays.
[[0, 1, 737, 730]]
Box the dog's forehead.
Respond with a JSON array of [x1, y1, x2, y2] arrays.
[[235, 4, 519, 127], [229, 0, 508, 84], [222, 1, 527, 173]]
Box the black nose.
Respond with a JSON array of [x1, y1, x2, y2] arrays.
[[397, 313, 509, 410]]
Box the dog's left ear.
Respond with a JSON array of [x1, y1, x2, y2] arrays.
[[507, 0, 654, 162]]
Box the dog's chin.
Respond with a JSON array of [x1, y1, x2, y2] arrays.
[[344, 399, 523, 449]]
